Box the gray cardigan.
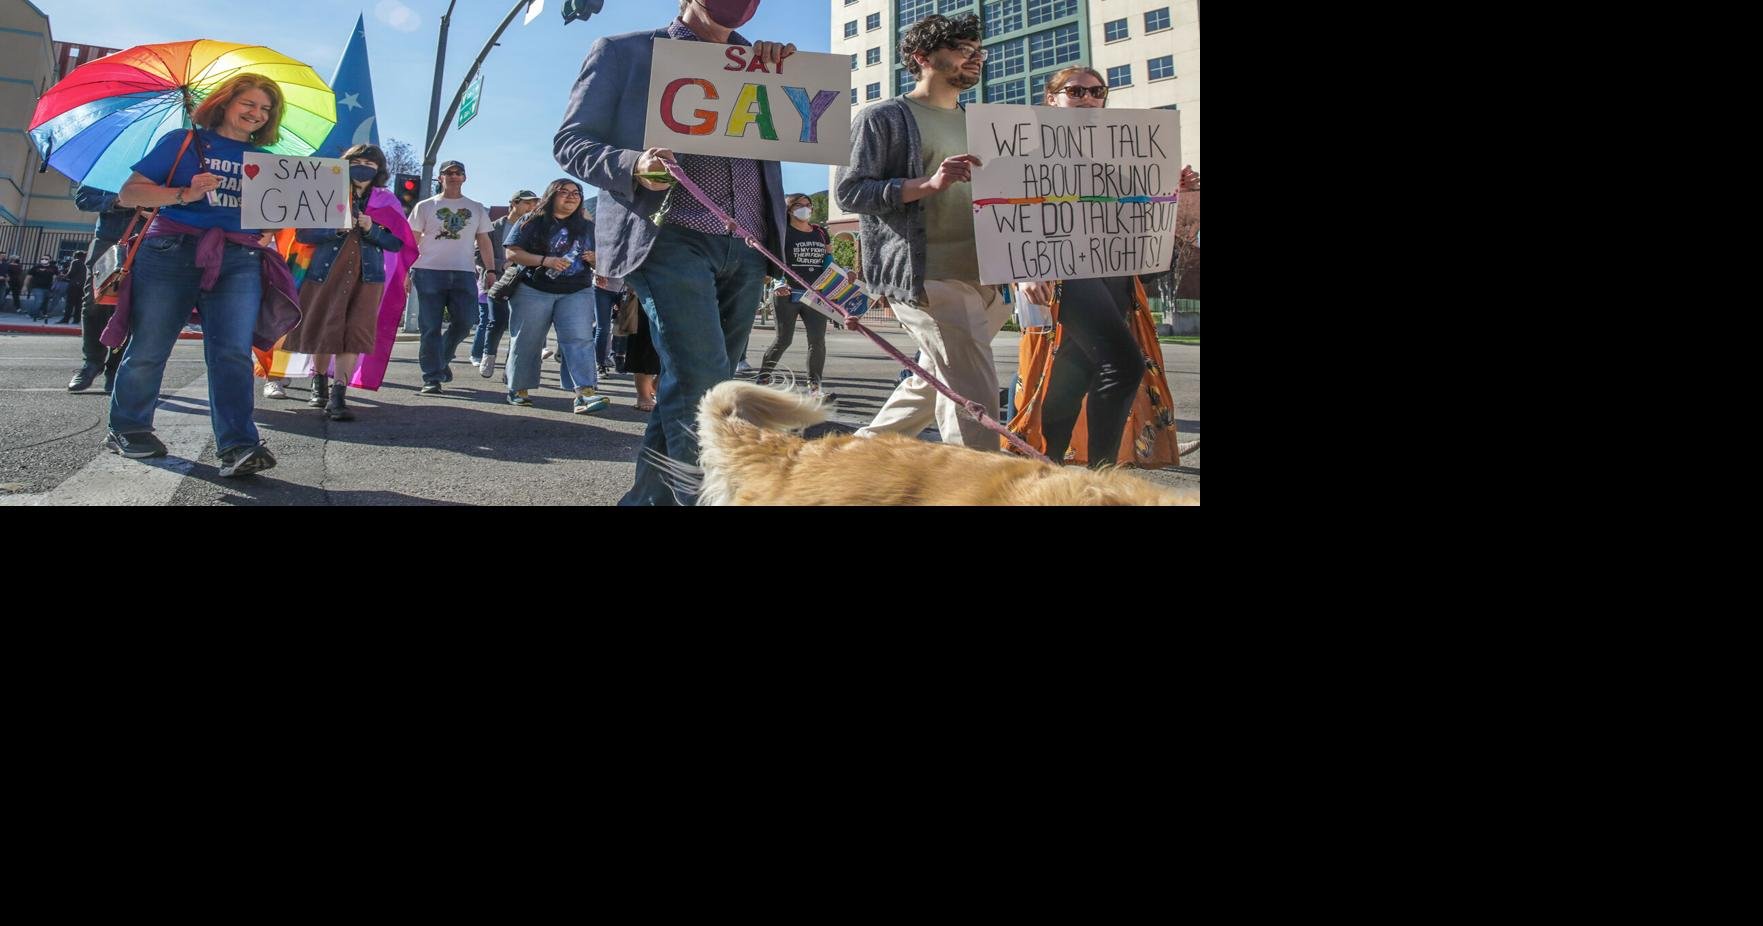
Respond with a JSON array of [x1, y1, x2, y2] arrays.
[[834, 98, 931, 306]]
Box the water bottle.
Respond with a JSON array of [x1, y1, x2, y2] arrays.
[[545, 239, 583, 280]]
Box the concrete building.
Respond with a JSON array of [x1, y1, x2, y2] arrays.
[[1, 0, 102, 258], [827, 0, 1198, 231]]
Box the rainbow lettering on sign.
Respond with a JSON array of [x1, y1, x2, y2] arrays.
[[657, 47, 842, 143], [972, 194, 1181, 213]]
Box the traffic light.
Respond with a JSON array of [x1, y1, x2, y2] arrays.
[[394, 173, 420, 212], [562, 0, 603, 24]]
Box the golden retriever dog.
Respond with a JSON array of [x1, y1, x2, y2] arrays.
[[683, 381, 1197, 506]]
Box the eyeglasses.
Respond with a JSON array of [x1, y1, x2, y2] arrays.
[[558, 190, 583, 198], [949, 45, 989, 61], [1057, 85, 1108, 99]]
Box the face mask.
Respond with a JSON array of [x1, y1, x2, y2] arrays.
[[349, 165, 378, 183], [792, 207, 812, 220], [696, 0, 759, 29]]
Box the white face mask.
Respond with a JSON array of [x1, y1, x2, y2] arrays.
[[792, 207, 812, 220]]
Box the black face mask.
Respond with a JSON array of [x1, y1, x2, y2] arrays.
[[350, 165, 378, 183]]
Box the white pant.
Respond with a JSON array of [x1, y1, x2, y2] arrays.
[[857, 279, 1011, 449]]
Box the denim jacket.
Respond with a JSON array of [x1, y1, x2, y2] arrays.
[[295, 217, 405, 284]]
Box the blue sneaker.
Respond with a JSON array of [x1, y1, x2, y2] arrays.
[[573, 389, 610, 415], [507, 390, 533, 407]]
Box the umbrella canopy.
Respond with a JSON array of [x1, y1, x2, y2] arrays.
[[28, 40, 337, 193]]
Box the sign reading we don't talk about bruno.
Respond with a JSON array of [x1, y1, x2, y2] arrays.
[[966, 104, 1181, 285], [643, 39, 851, 166], [238, 153, 352, 230]]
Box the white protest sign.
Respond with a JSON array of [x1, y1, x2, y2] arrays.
[[238, 152, 352, 230], [965, 104, 1181, 285], [643, 38, 851, 166]]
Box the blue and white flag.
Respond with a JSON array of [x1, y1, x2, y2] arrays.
[[315, 14, 379, 157]]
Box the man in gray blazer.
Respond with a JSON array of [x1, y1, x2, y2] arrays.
[[554, 0, 792, 506]]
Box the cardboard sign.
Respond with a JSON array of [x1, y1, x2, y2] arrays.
[[643, 38, 851, 165], [965, 104, 1181, 285], [238, 152, 352, 230]]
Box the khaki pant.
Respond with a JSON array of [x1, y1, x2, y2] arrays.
[[857, 280, 1011, 449]]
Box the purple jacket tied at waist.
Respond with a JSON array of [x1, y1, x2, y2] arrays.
[[100, 217, 302, 351]]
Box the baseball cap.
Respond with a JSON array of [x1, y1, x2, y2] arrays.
[[439, 160, 466, 174], [513, 189, 539, 201]]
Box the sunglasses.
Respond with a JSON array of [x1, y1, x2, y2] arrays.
[[1057, 85, 1108, 99]]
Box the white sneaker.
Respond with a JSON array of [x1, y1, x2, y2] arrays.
[[735, 358, 754, 374], [262, 380, 287, 399], [479, 347, 496, 378], [541, 347, 556, 361]]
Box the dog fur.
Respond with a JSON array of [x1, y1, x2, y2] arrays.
[[691, 381, 1197, 506]]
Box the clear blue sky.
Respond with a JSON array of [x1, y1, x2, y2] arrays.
[[33, 0, 837, 204]]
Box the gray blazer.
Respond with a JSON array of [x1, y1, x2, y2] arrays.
[[554, 27, 787, 281], [834, 97, 929, 306]]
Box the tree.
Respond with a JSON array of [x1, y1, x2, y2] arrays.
[[830, 232, 858, 273], [809, 190, 829, 224], [383, 138, 420, 177]]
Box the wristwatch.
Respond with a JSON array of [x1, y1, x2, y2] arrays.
[[173, 187, 187, 205]]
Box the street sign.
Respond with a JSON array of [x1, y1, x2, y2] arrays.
[[458, 72, 483, 129]]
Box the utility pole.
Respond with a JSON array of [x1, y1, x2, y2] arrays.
[[421, 2, 538, 175], [421, 0, 461, 202]]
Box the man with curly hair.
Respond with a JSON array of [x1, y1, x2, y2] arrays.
[[835, 12, 1012, 450]]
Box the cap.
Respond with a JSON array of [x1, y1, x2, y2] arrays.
[[439, 160, 466, 174], [513, 189, 539, 201]]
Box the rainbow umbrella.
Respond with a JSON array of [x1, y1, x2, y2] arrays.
[[27, 40, 336, 192]]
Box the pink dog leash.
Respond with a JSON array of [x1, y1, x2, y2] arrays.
[[661, 162, 1049, 464]]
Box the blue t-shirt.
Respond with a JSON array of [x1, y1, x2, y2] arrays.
[[131, 129, 261, 232], [508, 215, 594, 293]]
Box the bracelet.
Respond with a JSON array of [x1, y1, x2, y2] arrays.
[[173, 187, 187, 205]]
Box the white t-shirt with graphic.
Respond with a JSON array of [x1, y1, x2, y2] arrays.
[[411, 194, 492, 271]]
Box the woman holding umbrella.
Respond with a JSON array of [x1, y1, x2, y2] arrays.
[[104, 73, 302, 477]]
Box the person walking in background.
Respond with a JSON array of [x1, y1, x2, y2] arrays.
[[501, 178, 608, 414], [472, 188, 538, 378], [755, 193, 836, 401], [56, 251, 87, 325], [67, 190, 141, 393], [26, 257, 58, 320]]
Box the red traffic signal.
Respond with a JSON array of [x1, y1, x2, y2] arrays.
[[394, 172, 421, 212]]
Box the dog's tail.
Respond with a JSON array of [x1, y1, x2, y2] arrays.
[[698, 380, 829, 435]]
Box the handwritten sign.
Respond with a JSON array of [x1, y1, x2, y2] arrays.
[[965, 104, 1181, 285], [238, 152, 352, 230], [643, 38, 851, 165]]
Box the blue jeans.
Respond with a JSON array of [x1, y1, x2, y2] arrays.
[[413, 268, 477, 383], [473, 295, 509, 359], [593, 285, 621, 368], [620, 224, 765, 506], [506, 284, 597, 394], [109, 234, 263, 453]]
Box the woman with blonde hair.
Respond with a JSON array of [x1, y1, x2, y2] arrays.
[[1007, 66, 1198, 468], [103, 72, 301, 477]]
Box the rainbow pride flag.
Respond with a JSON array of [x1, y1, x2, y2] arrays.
[[808, 260, 868, 318]]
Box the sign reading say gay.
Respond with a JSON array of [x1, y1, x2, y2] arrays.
[[643, 39, 851, 166], [238, 152, 352, 230]]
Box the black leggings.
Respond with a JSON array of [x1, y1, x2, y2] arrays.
[[759, 296, 828, 386], [1041, 275, 1143, 467]]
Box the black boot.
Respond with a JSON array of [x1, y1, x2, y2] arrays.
[[325, 381, 353, 421], [308, 373, 329, 408], [67, 365, 100, 392]]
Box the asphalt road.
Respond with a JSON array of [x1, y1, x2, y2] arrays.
[[0, 320, 1199, 505]]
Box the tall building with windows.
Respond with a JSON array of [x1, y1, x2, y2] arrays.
[[828, 0, 1198, 228], [1, 0, 90, 242]]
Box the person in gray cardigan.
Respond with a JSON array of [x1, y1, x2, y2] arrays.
[[835, 13, 1012, 450]]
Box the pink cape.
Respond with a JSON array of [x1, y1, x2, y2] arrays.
[[281, 186, 420, 389]]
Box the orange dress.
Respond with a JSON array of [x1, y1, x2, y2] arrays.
[[1003, 276, 1182, 467]]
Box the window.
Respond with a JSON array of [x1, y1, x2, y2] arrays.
[[984, 77, 1026, 104], [1148, 55, 1175, 80], [1107, 64, 1131, 88], [1030, 72, 1051, 104], [1145, 7, 1171, 32], [939, 0, 973, 12], [867, 82, 882, 100], [851, 87, 859, 104], [844, 20, 858, 38], [867, 47, 881, 66], [867, 13, 882, 31], [898, 0, 936, 27], [1026, 0, 1076, 27], [958, 87, 978, 105], [851, 53, 859, 70], [984, 0, 1023, 36], [983, 38, 1024, 81], [1027, 23, 1080, 71], [847, 0, 858, 4], [898, 67, 915, 94], [1104, 18, 1129, 42]]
